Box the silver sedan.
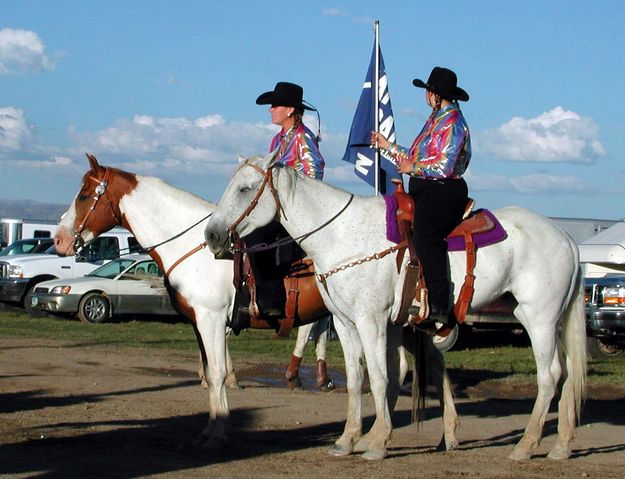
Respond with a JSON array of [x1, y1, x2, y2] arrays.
[[28, 255, 179, 323]]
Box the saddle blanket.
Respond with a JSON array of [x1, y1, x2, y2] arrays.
[[383, 195, 507, 251]]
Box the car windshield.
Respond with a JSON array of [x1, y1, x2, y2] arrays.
[[87, 259, 137, 279], [0, 239, 53, 256]]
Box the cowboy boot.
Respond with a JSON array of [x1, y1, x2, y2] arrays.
[[285, 354, 303, 389], [316, 359, 335, 392]]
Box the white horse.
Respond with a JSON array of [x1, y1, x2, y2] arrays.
[[204, 153, 587, 461], [53, 154, 333, 445]]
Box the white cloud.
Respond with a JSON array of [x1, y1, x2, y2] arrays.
[[0, 28, 55, 75], [467, 171, 587, 194], [11, 155, 76, 169], [321, 8, 348, 16], [321, 8, 372, 24], [0, 107, 33, 150], [478, 107, 605, 164], [69, 114, 276, 171]]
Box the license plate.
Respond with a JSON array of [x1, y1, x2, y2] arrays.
[[31, 296, 39, 306]]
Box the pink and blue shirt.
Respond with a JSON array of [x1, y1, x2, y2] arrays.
[[270, 123, 325, 180], [394, 104, 471, 179]]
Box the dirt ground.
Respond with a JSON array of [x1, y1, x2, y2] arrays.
[[1, 337, 624, 479]]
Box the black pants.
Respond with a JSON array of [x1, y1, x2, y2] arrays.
[[409, 177, 468, 310], [243, 221, 303, 311]]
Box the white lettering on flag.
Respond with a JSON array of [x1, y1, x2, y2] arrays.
[[355, 152, 373, 175]]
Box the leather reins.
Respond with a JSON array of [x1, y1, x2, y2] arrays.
[[73, 166, 209, 279]]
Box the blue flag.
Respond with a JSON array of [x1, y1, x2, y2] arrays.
[[341, 42, 399, 194]]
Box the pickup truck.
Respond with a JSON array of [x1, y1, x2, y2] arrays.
[[584, 276, 625, 359], [0, 228, 138, 315]]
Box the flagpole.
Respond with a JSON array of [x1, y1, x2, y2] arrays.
[[373, 20, 380, 196]]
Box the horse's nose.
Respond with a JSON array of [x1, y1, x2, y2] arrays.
[[205, 229, 225, 253]]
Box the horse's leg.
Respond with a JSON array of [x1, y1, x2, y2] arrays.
[[195, 309, 230, 448], [509, 316, 560, 461], [353, 316, 392, 460], [426, 339, 460, 451], [548, 287, 586, 460], [328, 316, 364, 457], [354, 323, 402, 454], [313, 316, 335, 391], [400, 327, 459, 451], [286, 323, 313, 389], [224, 338, 240, 389]]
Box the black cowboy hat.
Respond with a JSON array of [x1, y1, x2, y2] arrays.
[[255, 81, 314, 111], [412, 66, 469, 102]]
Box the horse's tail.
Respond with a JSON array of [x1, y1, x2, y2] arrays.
[[410, 329, 428, 426], [559, 266, 587, 423]]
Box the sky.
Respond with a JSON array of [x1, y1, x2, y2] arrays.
[[1, 0, 624, 220]]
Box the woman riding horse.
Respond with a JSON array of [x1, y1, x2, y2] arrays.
[[372, 66, 471, 328]]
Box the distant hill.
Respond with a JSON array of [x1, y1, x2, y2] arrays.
[[0, 198, 68, 222]]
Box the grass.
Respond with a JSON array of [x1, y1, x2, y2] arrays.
[[1, 308, 623, 386]]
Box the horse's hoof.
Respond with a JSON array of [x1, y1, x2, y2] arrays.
[[328, 444, 353, 457], [362, 448, 387, 460], [200, 379, 209, 390], [547, 446, 570, 460], [317, 379, 336, 392], [508, 446, 532, 461], [436, 435, 458, 452], [353, 437, 370, 453]]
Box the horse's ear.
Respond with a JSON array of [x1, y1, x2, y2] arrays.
[[267, 148, 280, 168], [237, 154, 246, 164], [86, 153, 100, 172]]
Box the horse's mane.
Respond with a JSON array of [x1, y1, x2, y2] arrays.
[[137, 174, 217, 209]]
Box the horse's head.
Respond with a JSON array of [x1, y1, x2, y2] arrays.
[[204, 151, 283, 254], [55, 153, 136, 256]]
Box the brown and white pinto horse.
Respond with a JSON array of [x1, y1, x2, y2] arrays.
[[55, 154, 236, 446]]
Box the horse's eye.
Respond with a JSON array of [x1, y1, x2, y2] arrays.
[[239, 187, 251, 194], [78, 194, 89, 201]]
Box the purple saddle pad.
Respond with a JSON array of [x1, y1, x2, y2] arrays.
[[384, 195, 507, 250], [447, 209, 507, 251]]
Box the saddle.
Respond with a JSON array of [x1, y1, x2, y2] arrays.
[[391, 179, 507, 333], [231, 243, 328, 337]]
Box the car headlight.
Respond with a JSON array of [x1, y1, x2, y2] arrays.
[[7, 265, 23, 279], [602, 286, 625, 306], [50, 285, 72, 295]]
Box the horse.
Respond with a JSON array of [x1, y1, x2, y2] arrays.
[[204, 152, 587, 461], [53, 154, 334, 445]]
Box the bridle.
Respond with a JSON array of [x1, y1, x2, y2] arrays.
[[73, 167, 122, 254], [226, 162, 285, 241], [224, 162, 353, 254]]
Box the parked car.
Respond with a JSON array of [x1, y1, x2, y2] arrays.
[[432, 293, 520, 352], [584, 276, 625, 359], [0, 228, 137, 315], [27, 255, 179, 323], [0, 238, 54, 256]]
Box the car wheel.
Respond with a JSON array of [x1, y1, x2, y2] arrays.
[[77, 293, 110, 324], [587, 336, 625, 360], [24, 284, 48, 317], [433, 323, 460, 352]]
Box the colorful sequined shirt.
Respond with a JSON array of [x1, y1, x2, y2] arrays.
[[391, 104, 471, 179], [270, 123, 325, 180]]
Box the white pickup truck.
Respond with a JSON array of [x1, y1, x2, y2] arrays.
[[0, 228, 138, 314]]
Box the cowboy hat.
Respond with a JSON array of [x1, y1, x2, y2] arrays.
[[413, 67, 469, 102], [255, 82, 314, 111]]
